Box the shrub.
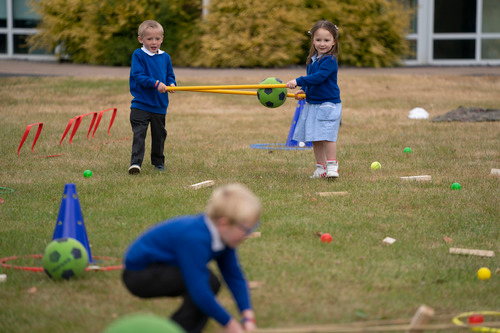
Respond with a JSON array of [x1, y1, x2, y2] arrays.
[[315, 0, 411, 67], [28, 0, 201, 66], [179, 0, 410, 67], [176, 0, 312, 68], [29, 0, 410, 67]]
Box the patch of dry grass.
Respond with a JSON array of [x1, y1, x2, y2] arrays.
[[0, 69, 499, 333]]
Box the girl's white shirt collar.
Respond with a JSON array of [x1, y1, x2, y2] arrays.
[[141, 46, 165, 56], [204, 216, 225, 251]]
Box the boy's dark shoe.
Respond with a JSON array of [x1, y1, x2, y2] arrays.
[[155, 164, 165, 172]]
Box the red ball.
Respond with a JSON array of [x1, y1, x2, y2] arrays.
[[320, 233, 333, 243], [468, 315, 484, 324]]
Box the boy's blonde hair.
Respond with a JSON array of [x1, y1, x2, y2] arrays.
[[206, 184, 262, 226], [138, 20, 164, 37]]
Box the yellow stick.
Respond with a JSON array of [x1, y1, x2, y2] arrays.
[[167, 84, 287, 91], [186, 89, 305, 99]]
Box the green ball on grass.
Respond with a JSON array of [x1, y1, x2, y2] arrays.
[[103, 314, 186, 333], [42, 238, 88, 280]]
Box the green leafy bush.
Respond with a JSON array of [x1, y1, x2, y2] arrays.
[[177, 0, 410, 67], [29, 0, 410, 67], [175, 0, 312, 68], [29, 0, 201, 66], [315, 0, 411, 67]]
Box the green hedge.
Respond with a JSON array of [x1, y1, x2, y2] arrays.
[[29, 0, 201, 66], [316, 0, 411, 67], [29, 0, 410, 67], [175, 0, 312, 68]]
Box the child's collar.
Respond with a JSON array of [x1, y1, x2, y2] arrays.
[[204, 215, 225, 251], [141, 46, 165, 56]]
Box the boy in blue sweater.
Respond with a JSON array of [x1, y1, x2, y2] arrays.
[[128, 20, 176, 175], [122, 183, 261, 333]]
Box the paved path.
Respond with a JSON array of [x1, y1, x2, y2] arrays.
[[1, 59, 500, 78]]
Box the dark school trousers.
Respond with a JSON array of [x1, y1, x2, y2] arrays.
[[122, 264, 221, 333], [130, 108, 167, 167]]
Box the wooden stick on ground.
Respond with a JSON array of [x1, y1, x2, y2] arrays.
[[406, 305, 435, 333], [449, 247, 495, 257], [316, 192, 348, 197], [189, 180, 215, 190], [400, 175, 432, 182]]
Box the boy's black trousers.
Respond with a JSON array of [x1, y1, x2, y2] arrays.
[[122, 264, 221, 333], [129, 108, 167, 167]]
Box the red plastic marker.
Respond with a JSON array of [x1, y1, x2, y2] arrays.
[[468, 315, 484, 324], [320, 233, 333, 243]]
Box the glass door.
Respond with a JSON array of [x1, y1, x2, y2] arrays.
[[432, 0, 476, 60]]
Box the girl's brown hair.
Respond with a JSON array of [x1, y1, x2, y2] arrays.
[[306, 20, 339, 65]]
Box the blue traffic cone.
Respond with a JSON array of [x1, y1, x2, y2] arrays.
[[285, 100, 313, 148], [52, 183, 93, 262]]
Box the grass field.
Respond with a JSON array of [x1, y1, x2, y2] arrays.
[[0, 68, 499, 333]]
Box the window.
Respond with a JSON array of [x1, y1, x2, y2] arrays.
[[432, 0, 479, 61], [400, 0, 418, 61], [434, 0, 476, 33], [0, 34, 6, 53], [0, 0, 53, 57], [0, 0, 6, 27], [481, 0, 500, 61], [13, 33, 48, 54], [434, 39, 475, 59], [402, 0, 418, 34], [482, 39, 500, 59], [405, 39, 417, 60], [13, 0, 39, 28], [403, 0, 500, 65], [482, 0, 500, 33]]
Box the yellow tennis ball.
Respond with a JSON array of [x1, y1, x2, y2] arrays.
[[371, 161, 381, 170], [477, 267, 491, 280]]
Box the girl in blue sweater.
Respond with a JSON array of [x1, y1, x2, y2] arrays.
[[122, 184, 261, 333], [286, 20, 342, 179]]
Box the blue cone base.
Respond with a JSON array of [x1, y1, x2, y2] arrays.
[[251, 100, 312, 150], [52, 183, 93, 263]]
